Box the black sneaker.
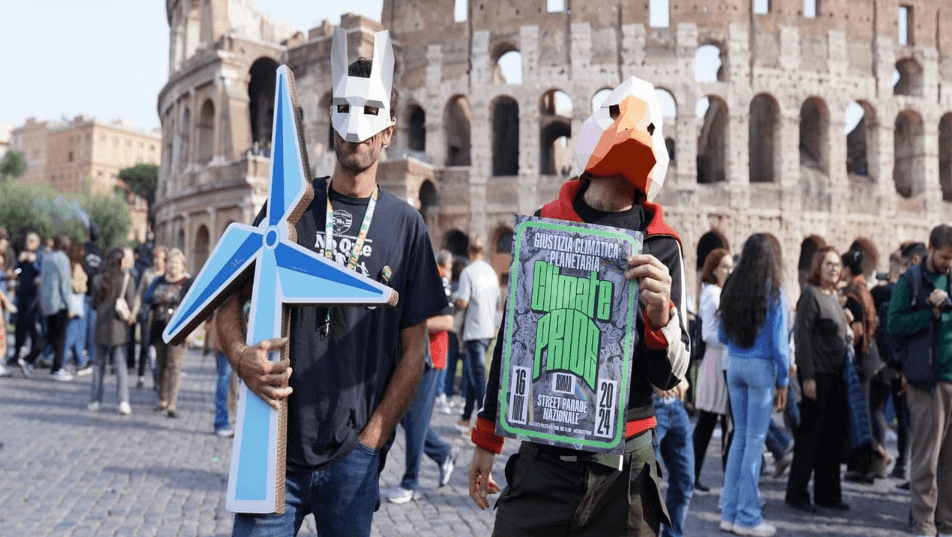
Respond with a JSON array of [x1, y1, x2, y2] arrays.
[[694, 481, 711, 492]]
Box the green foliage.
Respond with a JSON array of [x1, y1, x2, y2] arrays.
[[117, 163, 158, 229], [85, 192, 132, 249], [0, 181, 131, 249], [0, 151, 27, 181]]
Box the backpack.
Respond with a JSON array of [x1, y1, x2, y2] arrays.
[[689, 313, 705, 362], [890, 264, 939, 388]]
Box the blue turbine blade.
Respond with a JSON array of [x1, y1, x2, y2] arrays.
[[267, 67, 308, 227], [163, 224, 263, 341], [274, 242, 393, 304]]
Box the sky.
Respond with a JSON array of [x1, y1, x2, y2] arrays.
[[0, 0, 383, 133]]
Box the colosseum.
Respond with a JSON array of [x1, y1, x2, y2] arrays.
[[155, 0, 952, 300]]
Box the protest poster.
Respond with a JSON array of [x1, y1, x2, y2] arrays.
[[496, 215, 642, 453]]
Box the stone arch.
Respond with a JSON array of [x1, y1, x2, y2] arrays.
[[197, 98, 215, 165], [406, 103, 426, 153], [248, 57, 279, 151], [894, 58, 923, 97], [491, 96, 520, 176], [178, 107, 191, 171], [491, 226, 513, 285], [183, 0, 201, 61], [540, 89, 573, 176], [941, 113, 952, 202], [655, 88, 677, 162], [749, 94, 780, 183], [695, 43, 725, 83], [697, 95, 728, 184], [444, 95, 472, 166], [193, 224, 210, 274], [319, 91, 334, 151], [799, 97, 830, 174], [846, 100, 878, 178], [176, 228, 186, 251], [419, 180, 437, 227], [696, 230, 730, 272], [591, 87, 612, 113], [894, 110, 925, 198], [443, 229, 469, 258], [492, 42, 522, 85], [797, 234, 827, 290]]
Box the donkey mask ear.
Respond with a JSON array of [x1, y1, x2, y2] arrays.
[[330, 27, 350, 99]]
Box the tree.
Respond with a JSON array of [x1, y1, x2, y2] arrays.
[[0, 182, 85, 246], [0, 151, 27, 182], [84, 192, 132, 250], [117, 163, 158, 230]]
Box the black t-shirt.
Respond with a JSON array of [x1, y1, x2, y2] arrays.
[[257, 177, 447, 470]]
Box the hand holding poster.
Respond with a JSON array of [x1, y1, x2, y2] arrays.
[[497, 215, 643, 453]]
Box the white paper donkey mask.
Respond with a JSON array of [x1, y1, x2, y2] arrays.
[[331, 27, 395, 143]]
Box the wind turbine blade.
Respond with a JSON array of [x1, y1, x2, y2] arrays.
[[267, 66, 310, 228], [274, 242, 399, 306], [163, 224, 263, 345]]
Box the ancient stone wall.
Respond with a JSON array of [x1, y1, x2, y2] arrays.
[[156, 0, 952, 300]]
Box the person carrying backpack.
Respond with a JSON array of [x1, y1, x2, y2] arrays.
[[886, 224, 952, 537]]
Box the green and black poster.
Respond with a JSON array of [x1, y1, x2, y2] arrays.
[[497, 215, 642, 453]]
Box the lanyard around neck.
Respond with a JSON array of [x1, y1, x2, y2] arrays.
[[324, 179, 378, 272]]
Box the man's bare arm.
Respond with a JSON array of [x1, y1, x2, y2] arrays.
[[426, 313, 453, 333], [216, 285, 292, 410], [358, 320, 426, 450]]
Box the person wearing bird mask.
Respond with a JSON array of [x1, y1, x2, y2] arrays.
[[216, 28, 447, 537], [467, 76, 690, 536]]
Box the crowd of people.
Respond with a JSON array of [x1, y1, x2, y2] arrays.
[[4, 28, 951, 537]]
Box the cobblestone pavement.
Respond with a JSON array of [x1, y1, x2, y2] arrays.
[[0, 348, 915, 536]]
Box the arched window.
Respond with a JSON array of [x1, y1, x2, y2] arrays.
[[697, 96, 728, 184], [591, 88, 612, 113], [845, 101, 877, 179], [655, 88, 677, 162], [493, 47, 522, 85], [491, 96, 519, 176], [197, 99, 215, 165], [178, 108, 191, 171], [749, 94, 780, 183], [444, 96, 472, 166], [248, 57, 279, 150], [894, 58, 923, 97], [940, 114, 952, 202], [443, 229, 469, 258], [491, 227, 514, 285], [419, 180, 437, 227], [696, 230, 730, 272], [407, 105, 426, 152], [695, 44, 724, 83], [193, 225, 210, 274], [540, 90, 573, 176], [799, 97, 829, 174], [894, 110, 925, 198]]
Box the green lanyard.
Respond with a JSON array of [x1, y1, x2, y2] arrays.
[[321, 180, 378, 337]]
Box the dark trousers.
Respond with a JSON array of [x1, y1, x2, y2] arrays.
[[785, 372, 847, 507], [13, 295, 39, 356], [692, 410, 728, 484], [25, 309, 68, 373], [890, 375, 911, 473]]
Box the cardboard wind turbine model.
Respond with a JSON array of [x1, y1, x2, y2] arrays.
[[162, 52, 398, 513]]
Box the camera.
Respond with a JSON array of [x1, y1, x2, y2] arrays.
[[875, 271, 889, 283], [941, 295, 952, 314]]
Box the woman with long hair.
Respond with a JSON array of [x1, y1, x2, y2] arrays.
[[89, 246, 136, 415], [691, 247, 732, 491], [718, 234, 789, 537], [785, 246, 851, 513], [64, 243, 90, 376], [148, 248, 191, 418]]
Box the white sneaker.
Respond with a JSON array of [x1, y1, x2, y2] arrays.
[[51, 369, 74, 382], [733, 522, 777, 537], [0, 364, 10, 377], [87, 401, 101, 411], [118, 402, 131, 415], [74, 365, 93, 378], [719, 520, 734, 532], [386, 486, 418, 504]]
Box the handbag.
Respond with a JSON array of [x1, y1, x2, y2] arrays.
[[115, 272, 131, 322]]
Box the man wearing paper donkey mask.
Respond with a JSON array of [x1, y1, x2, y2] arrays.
[[217, 28, 447, 537], [468, 76, 690, 536]]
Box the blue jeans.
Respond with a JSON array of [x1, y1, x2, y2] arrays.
[[461, 338, 489, 420], [215, 351, 232, 431], [765, 420, 792, 460], [399, 366, 451, 490], [64, 315, 87, 368], [654, 396, 695, 537], [232, 443, 381, 537], [722, 357, 776, 528], [84, 296, 97, 368]]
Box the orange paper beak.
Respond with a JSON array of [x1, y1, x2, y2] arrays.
[[584, 95, 656, 195]]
